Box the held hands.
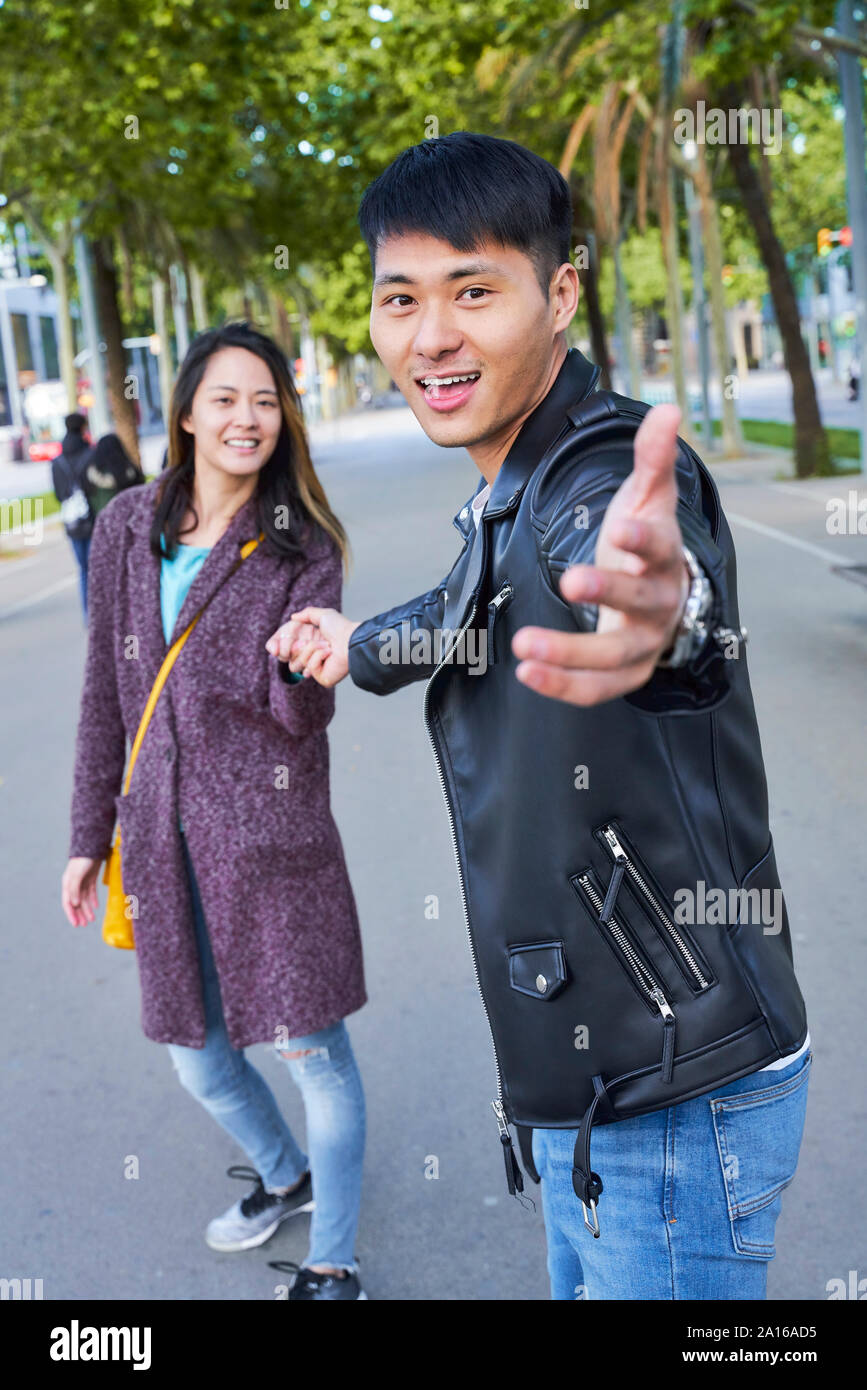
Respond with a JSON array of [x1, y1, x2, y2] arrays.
[[62, 857, 101, 926], [266, 608, 360, 687], [512, 403, 691, 706], [269, 406, 691, 704]]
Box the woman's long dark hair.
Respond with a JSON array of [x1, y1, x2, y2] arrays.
[[150, 321, 349, 567]]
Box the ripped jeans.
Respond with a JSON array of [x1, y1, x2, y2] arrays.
[[167, 834, 366, 1270]]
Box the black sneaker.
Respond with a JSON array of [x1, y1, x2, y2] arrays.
[[269, 1258, 368, 1300], [205, 1165, 315, 1252]]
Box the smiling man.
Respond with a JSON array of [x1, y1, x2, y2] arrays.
[[268, 132, 810, 1301]]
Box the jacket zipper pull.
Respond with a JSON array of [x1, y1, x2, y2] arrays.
[[492, 1099, 524, 1196], [651, 988, 676, 1084]]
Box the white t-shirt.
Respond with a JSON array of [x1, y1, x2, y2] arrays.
[[470, 481, 810, 1074]]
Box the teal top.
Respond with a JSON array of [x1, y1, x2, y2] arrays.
[[160, 539, 212, 644], [160, 540, 211, 834]]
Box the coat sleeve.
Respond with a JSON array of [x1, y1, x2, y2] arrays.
[[69, 506, 128, 858], [268, 534, 342, 737], [538, 439, 735, 714]]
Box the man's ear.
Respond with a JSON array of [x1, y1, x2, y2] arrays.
[[551, 261, 580, 331]]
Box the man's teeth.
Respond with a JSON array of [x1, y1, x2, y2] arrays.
[[421, 374, 480, 386]]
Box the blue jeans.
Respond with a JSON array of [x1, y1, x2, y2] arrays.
[[532, 1046, 812, 1299], [69, 533, 91, 621], [167, 835, 366, 1270]]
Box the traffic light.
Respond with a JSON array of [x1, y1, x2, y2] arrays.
[[722, 265, 735, 286], [817, 226, 852, 256]]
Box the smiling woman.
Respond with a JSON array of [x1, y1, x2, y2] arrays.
[[61, 321, 369, 1297]]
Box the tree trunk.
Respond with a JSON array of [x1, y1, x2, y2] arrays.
[[189, 263, 209, 333], [720, 90, 830, 476], [658, 155, 689, 421], [92, 235, 141, 467], [268, 289, 295, 359], [574, 191, 611, 388], [613, 238, 640, 397], [44, 238, 78, 412], [692, 139, 744, 455], [151, 273, 174, 433]]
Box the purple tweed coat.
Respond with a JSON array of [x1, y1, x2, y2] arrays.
[[69, 478, 367, 1048]]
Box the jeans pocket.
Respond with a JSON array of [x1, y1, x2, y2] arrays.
[[710, 1052, 811, 1259]]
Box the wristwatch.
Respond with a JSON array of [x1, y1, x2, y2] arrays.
[[656, 546, 714, 668]]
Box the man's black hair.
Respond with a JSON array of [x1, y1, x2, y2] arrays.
[[358, 131, 573, 297], [64, 412, 88, 434]]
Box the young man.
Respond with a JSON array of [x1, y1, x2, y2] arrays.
[[268, 132, 811, 1300]]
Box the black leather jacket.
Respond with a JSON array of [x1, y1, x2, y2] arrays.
[[347, 348, 808, 1230]]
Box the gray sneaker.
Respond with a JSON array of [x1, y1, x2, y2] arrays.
[[205, 1164, 315, 1252]]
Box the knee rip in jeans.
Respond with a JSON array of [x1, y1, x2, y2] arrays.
[[278, 1045, 330, 1062]]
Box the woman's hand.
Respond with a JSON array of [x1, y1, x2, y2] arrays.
[[266, 607, 360, 687], [62, 857, 101, 927]]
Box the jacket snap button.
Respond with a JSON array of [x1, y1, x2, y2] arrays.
[[460, 507, 469, 519], [536, 974, 548, 994]]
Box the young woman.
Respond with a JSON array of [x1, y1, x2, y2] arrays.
[[61, 321, 368, 1301]]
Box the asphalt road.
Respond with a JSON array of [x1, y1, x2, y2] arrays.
[[1, 405, 865, 1301]]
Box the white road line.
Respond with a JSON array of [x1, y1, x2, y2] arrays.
[[0, 575, 75, 620], [726, 511, 847, 566], [771, 481, 867, 507]]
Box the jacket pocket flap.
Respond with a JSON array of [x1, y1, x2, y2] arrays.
[[508, 940, 567, 1000]]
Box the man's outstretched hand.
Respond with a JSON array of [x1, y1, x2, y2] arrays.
[[511, 403, 691, 706], [266, 607, 360, 687]]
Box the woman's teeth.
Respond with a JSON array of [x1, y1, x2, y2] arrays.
[[225, 439, 259, 450]]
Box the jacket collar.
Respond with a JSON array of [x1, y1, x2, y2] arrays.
[[128, 484, 262, 657], [452, 346, 600, 535]]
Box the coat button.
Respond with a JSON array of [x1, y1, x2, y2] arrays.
[[165, 747, 173, 762], [535, 973, 548, 994]]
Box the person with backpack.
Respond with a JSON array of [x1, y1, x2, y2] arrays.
[[51, 412, 94, 620], [60, 322, 368, 1301], [80, 432, 146, 517], [271, 133, 811, 1300]]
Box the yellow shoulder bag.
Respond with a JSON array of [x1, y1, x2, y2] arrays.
[[102, 534, 262, 948]]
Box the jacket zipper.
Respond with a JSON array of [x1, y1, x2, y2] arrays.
[[422, 587, 520, 1173], [577, 872, 676, 1082], [600, 825, 711, 991], [485, 581, 514, 666]]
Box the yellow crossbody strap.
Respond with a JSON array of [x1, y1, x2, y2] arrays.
[[122, 532, 263, 795]]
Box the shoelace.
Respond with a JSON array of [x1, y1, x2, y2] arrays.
[[268, 1259, 355, 1293], [268, 1259, 327, 1294], [225, 1164, 286, 1219]]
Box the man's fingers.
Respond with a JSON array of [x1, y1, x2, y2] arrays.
[[629, 403, 681, 511], [514, 658, 654, 706], [558, 562, 684, 621], [302, 646, 331, 682], [587, 515, 682, 577], [512, 623, 661, 672], [291, 639, 330, 673]]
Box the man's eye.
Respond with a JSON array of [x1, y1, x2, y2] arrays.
[[384, 294, 415, 307], [460, 287, 490, 300]]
